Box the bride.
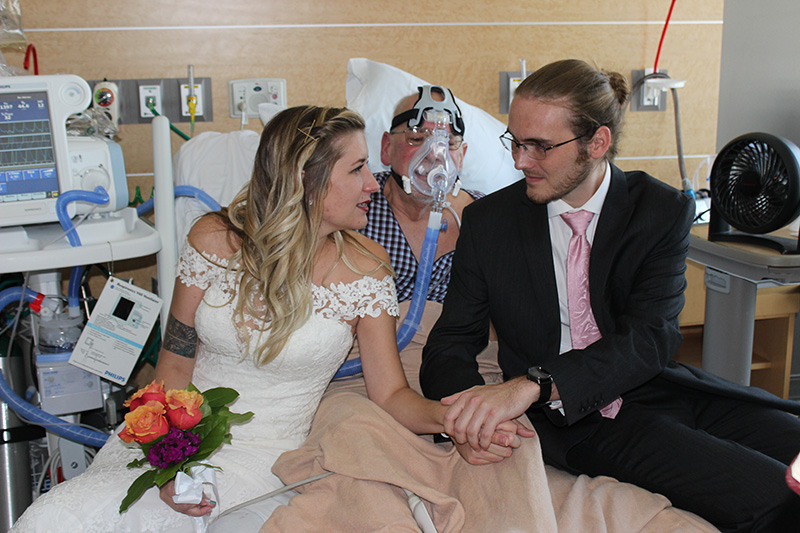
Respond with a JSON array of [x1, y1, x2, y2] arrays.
[[12, 105, 527, 532]]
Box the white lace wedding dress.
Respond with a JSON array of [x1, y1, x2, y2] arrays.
[[11, 242, 398, 533]]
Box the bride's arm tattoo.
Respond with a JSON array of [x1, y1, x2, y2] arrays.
[[163, 313, 198, 358]]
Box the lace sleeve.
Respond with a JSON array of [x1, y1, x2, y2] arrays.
[[358, 275, 399, 318], [177, 241, 229, 290], [314, 275, 399, 322]]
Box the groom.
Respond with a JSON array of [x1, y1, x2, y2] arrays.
[[421, 58, 800, 532]]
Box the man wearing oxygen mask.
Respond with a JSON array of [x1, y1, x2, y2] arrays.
[[328, 85, 505, 398], [420, 59, 800, 532]]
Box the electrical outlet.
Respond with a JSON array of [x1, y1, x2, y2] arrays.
[[138, 84, 162, 118], [229, 78, 286, 118], [630, 69, 667, 112], [180, 83, 204, 117]]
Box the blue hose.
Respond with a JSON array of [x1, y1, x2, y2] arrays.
[[396, 224, 439, 350], [0, 286, 41, 311], [0, 369, 109, 448], [0, 287, 110, 447], [55, 186, 110, 247], [68, 265, 84, 313], [333, 219, 440, 380], [136, 185, 221, 217]]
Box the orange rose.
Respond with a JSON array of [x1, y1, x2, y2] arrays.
[[124, 380, 166, 411], [119, 401, 170, 444], [165, 389, 204, 430]]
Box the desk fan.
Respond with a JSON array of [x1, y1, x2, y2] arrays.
[[708, 132, 800, 254]]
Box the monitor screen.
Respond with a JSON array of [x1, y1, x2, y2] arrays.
[[0, 75, 91, 228], [0, 91, 60, 205]]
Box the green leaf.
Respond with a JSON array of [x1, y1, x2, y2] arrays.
[[126, 457, 148, 469], [183, 461, 222, 473], [119, 469, 157, 513], [226, 411, 254, 425], [198, 400, 212, 419], [153, 463, 184, 486], [202, 387, 239, 408]]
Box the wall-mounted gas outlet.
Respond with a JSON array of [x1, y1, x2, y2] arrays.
[[631, 69, 668, 112], [89, 78, 213, 124], [499, 71, 525, 114], [138, 83, 163, 118], [92, 81, 120, 128], [180, 83, 204, 117]]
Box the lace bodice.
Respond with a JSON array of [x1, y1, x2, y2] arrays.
[[178, 241, 398, 442]]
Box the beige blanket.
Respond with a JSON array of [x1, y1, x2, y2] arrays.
[[263, 390, 557, 532], [262, 301, 718, 532]]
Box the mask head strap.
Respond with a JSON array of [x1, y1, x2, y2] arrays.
[[390, 85, 465, 137]]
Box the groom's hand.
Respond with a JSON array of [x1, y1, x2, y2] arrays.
[[441, 378, 539, 452]]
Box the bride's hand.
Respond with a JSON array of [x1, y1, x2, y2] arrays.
[[158, 479, 216, 517]]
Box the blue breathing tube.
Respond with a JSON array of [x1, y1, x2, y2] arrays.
[[55, 186, 111, 317], [333, 210, 443, 380], [136, 185, 221, 217], [0, 287, 111, 447], [0, 369, 109, 448], [56, 186, 110, 247]]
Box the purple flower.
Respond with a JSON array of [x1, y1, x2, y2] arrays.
[[146, 427, 201, 469]]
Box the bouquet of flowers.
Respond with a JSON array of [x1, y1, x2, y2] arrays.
[[118, 380, 253, 513]]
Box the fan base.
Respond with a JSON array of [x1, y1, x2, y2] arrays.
[[708, 229, 800, 255]]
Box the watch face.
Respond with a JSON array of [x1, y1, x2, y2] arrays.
[[528, 366, 550, 381]]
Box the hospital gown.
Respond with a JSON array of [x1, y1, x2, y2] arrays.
[[11, 241, 398, 533]]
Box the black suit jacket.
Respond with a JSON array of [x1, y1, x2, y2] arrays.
[[421, 165, 800, 467]]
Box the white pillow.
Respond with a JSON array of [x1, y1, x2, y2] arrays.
[[172, 129, 260, 248], [345, 58, 522, 195]]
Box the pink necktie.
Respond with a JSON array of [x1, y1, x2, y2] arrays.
[[561, 210, 622, 419]]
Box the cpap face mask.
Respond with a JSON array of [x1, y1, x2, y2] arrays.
[[391, 86, 465, 206], [404, 109, 460, 205]]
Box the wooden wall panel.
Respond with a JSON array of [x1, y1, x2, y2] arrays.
[[5, 0, 724, 291], [21, 1, 722, 27]]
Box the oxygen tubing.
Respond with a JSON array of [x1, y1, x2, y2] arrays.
[[135, 185, 221, 217], [333, 211, 442, 380]]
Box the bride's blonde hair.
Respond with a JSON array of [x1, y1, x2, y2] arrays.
[[221, 105, 389, 366]]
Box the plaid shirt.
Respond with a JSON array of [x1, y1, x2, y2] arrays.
[[359, 171, 484, 303]]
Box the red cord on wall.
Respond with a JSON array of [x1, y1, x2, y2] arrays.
[[653, 0, 677, 73], [24, 44, 38, 75]]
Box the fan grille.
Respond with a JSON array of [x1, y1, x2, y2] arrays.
[[711, 138, 795, 233]]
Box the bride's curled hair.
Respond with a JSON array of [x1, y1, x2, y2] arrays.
[[222, 105, 383, 366]]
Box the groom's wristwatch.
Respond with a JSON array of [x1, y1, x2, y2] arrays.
[[527, 366, 553, 407]]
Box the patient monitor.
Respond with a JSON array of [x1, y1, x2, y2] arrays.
[[0, 75, 126, 228]]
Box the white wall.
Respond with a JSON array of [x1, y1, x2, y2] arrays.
[[717, 0, 800, 150]]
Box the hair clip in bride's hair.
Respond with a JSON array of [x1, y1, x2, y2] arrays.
[[298, 119, 319, 145]]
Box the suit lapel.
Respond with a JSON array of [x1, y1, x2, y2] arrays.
[[591, 165, 634, 332], [516, 191, 561, 349]]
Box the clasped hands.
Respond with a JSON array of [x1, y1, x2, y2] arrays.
[[440, 378, 538, 465]]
